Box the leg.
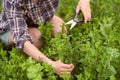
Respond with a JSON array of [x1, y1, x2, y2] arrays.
[[8, 27, 43, 48], [8, 32, 14, 46], [28, 27, 43, 48], [50, 15, 67, 36]]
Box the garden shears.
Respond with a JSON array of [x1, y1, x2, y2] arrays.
[[65, 10, 84, 30]]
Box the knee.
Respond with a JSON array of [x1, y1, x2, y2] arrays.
[[8, 32, 14, 46], [29, 28, 42, 48], [33, 28, 41, 40], [51, 15, 67, 36]]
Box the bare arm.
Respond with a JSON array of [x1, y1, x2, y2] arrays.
[[5, 0, 74, 75], [23, 41, 74, 75], [23, 41, 53, 63]]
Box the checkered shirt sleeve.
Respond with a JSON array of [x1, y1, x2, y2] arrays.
[[4, 0, 33, 50], [0, 0, 58, 50]]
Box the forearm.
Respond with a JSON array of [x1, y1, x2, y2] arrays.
[[23, 41, 53, 65], [23, 41, 74, 75]]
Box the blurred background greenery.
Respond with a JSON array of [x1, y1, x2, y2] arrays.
[[0, 0, 120, 80]]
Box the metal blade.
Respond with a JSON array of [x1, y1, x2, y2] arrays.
[[65, 20, 74, 25], [70, 21, 77, 30]]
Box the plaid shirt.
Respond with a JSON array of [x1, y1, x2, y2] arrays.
[[0, 0, 58, 50]]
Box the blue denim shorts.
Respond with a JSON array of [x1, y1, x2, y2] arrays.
[[0, 31, 10, 46]]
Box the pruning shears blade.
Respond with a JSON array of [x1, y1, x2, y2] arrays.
[[70, 21, 77, 30], [65, 8, 84, 30], [65, 19, 73, 24], [65, 19, 77, 30]]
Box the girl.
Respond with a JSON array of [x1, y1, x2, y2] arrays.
[[0, 0, 74, 75]]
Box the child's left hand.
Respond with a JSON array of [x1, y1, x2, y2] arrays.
[[76, 0, 91, 23]]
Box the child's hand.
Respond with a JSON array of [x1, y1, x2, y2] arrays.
[[51, 60, 74, 75], [76, 0, 91, 23]]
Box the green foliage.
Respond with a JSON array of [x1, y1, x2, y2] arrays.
[[0, 0, 120, 80], [0, 1, 2, 12]]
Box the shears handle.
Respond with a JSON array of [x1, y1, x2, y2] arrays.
[[73, 9, 84, 23]]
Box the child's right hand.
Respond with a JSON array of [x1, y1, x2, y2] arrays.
[[51, 60, 74, 75], [76, 0, 91, 23]]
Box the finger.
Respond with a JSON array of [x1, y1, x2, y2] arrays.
[[60, 67, 74, 73], [70, 63, 74, 70], [56, 67, 74, 75], [87, 12, 91, 21], [66, 64, 74, 72], [61, 63, 74, 69], [56, 69, 70, 75], [82, 7, 91, 23], [57, 71, 71, 75], [57, 60, 72, 68], [88, 17, 92, 22], [61, 63, 72, 68], [76, 0, 81, 14], [84, 16, 87, 23], [57, 60, 74, 69], [81, 10, 87, 23], [56, 71, 63, 75], [67, 72, 72, 75], [84, 14, 91, 23]]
